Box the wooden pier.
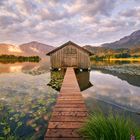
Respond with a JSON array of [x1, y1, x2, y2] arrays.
[[45, 67, 88, 140]]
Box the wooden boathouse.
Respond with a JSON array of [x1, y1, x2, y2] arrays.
[[47, 41, 92, 69], [45, 41, 92, 139]]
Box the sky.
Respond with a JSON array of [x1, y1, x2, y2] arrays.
[[0, 0, 140, 47]]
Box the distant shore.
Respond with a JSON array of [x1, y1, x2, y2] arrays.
[[0, 55, 41, 63], [104, 58, 140, 61]]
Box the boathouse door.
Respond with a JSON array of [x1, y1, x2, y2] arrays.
[[63, 46, 77, 67], [63, 56, 77, 67]]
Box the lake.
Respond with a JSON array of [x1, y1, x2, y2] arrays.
[[0, 59, 140, 139]]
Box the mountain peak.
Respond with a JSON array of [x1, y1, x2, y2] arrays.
[[102, 29, 140, 49], [29, 41, 39, 44]]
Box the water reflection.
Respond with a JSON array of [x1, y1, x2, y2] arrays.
[[75, 69, 92, 91], [96, 69, 140, 87], [9, 65, 23, 73], [0, 58, 50, 74], [0, 59, 140, 137], [91, 59, 140, 67], [47, 69, 93, 91], [82, 70, 140, 124], [0, 71, 58, 139], [91, 60, 140, 87], [47, 69, 66, 91]]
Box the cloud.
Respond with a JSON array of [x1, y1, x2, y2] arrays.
[[0, 15, 24, 29], [120, 7, 140, 19], [0, 0, 140, 46]]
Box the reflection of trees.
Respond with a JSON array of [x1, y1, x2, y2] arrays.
[[97, 69, 140, 87], [90, 60, 139, 67], [90, 60, 140, 86]]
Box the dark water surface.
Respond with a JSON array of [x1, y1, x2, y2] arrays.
[[0, 59, 140, 139]]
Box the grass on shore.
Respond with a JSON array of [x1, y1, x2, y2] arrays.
[[80, 113, 140, 140]]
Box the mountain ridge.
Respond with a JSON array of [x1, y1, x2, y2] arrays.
[[0, 41, 54, 57], [101, 30, 140, 49], [84, 30, 140, 56]]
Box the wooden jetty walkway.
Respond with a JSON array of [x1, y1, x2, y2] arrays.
[[45, 67, 88, 140]]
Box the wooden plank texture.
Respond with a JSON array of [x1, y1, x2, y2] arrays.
[[45, 68, 87, 139]]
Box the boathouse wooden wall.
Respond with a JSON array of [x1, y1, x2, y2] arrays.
[[50, 44, 90, 69]]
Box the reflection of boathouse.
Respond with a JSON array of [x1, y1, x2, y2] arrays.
[[47, 41, 92, 69], [48, 69, 92, 91], [75, 70, 92, 91]]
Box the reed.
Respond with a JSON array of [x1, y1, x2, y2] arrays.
[[80, 113, 140, 140]]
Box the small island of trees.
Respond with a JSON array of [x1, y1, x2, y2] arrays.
[[0, 55, 41, 63]]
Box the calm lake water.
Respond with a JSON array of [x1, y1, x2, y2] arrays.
[[0, 59, 140, 139]]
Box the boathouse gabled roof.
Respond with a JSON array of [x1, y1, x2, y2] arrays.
[[46, 41, 92, 56]]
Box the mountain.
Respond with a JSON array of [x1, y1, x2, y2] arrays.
[[0, 43, 23, 55], [84, 30, 140, 56], [101, 30, 140, 49], [19, 41, 54, 57], [0, 41, 54, 57], [84, 45, 116, 56]]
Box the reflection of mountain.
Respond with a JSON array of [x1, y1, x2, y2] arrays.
[[0, 62, 38, 74], [0, 41, 54, 57], [96, 69, 140, 87], [22, 59, 51, 75], [0, 59, 50, 74]]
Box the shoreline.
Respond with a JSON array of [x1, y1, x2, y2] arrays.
[[104, 58, 140, 61]]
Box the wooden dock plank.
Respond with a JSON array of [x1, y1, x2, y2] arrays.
[[57, 98, 84, 100], [48, 122, 83, 129], [58, 95, 83, 99], [45, 138, 82, 140], [56, 100, 85, 104], [53, 108, 87, 112], [55, 104, 86, 108], [50, 116, 87, 122], [52, 111, 88, 117], [45, 68, 87, 139], [45, 129, 80, 138]]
